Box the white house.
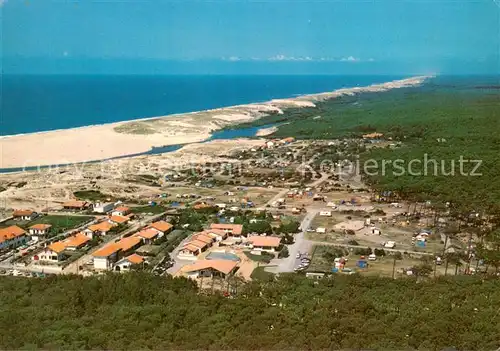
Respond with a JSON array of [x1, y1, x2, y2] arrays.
[[28, 224, 52, 241], [35, 242, 66, 262], [12, 209, 37, 221], [92, 244, 121, 270], [0, 226, 28, 250], [112, 206, 131, 217], [114, 254, 145, 272], [316, 227, 326, 234], [93, 202, 115, 214], [84, 221, 115, 238], [319, 211, 332, 217], [248, 236, 281, 253]]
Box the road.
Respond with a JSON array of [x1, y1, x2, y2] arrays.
[[265, 209, 318, 274]]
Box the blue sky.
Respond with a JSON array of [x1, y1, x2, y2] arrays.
[[2, 0, 499, 74]]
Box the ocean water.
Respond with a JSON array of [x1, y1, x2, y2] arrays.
[[1, 74, 406, 136]]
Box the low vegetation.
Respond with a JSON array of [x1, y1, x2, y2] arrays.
[[0, 273, 499, 350]]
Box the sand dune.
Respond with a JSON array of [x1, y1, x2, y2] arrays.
[[0, 75, 432, 169]]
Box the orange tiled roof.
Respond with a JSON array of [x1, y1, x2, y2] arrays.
[[185, 259, 238, 275], [135, 228, 159, 240], [149, 221, 173, 233], [93, 244, 121, 258], [126, 253, 144, 265], [63, 200, 88, 208], [117, 236, 141, 251], [189, 239, 209, 250], [88, 221, 114, 232], [109, 215, 129, 224], [29, 223, 52, 231], [210, 223, 243, 235], [48, 241, 67, 254], [0, 225, 26, 243], [248, 235, 281, 248], [192, 233, 214, 244], [64, 233, 90, 248], [182, 244, 200, 253], [13, 209, 35, 217], [114, 206, 130, 213]]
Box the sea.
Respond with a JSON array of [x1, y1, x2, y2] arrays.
[[1, 74, 407, 136]]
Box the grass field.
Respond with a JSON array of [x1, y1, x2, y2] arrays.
[[250, 266, 275, 281], [28, 215, 94, 234]]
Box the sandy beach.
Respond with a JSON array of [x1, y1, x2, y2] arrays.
[[0, 75, 431, 169]]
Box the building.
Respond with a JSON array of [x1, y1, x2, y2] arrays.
[[12, 209, 37, 221], [108, 215, 129, 226], [248, 236, 282, 253], [178, 244, 202, 260], [0, 226, 28, 250], [200, 229, 228, 242], [148, 221, 173, 236], [117, 236, 142, 256], [63, 200, 89, 211], [36, 242, 66, 262], [93, 202, 115, 214], [63, 233, 91, 251], [362, 132, 384, 139], [210, 223, 244, 237], [135, 228, 160, 245], [92, 236, 142, 270], [319, 211, 332, 217], [34, 233, 90, 263], [84, 221, 115, 238], [28, 224, 52, 241], [114, 254, 145, 272], [92, 244, 122, 270], [112, 206, 131, 217], [184, 259, 238, 279]]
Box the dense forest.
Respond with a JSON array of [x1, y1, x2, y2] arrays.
[[238, 77, 500, 211], [1, 273, 499, 350]]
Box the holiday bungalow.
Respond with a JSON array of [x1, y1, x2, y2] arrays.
[[92, 244, 122, 270], [114, 253, 145, 272], [108, 215, 130, 226], [0, 226, 28, 250], [12, 209, 37, 221], [148, 221, 173, 236], [36, 242, 67, 262], [28, 224, 52, 241], [209, 223, 244, 238], [184, 259, 239, 279], [248, 235, 282, 253], [84, 221, 115, 239], [112, 206, 131, 217], [135, 228, 160, 245], [63, 233, 91, 251], [63, 200, 89, 211]]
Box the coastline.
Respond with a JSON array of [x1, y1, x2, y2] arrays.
[[0, 75, 431, 169]]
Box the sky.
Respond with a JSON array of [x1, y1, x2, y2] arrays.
[[1, 0, 499, 74]]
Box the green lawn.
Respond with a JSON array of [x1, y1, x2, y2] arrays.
[[73, 190, 110, 201], [244, 251, 274, 263], [28, 215, 94, 234]]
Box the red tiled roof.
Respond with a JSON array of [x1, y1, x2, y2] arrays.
[[185, 259, 238, 275], [149, 221, 173, 233], [0, 225, 26, 243], [248, 236, 281, 248], [126, 254, 144, 265], [93, 244, 121, 258], [13, 209, 35, 217], [29, 223, 52, 231], [135, 228, 159, 240], [210, 223, 243, 235]]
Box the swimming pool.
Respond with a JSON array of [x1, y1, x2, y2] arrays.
[[206, 252, 240, 262]]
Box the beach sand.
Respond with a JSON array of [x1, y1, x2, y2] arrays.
[[0, 75, 431, 169]]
